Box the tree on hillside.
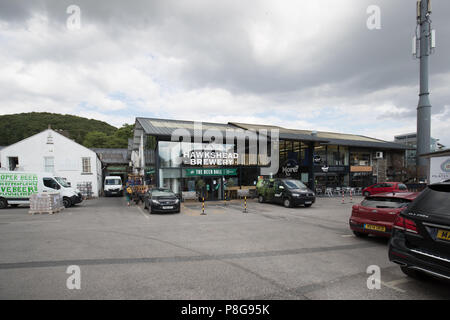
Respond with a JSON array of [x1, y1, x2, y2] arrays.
[[0, 113, 135, 149], [83, 131, 110, 148]]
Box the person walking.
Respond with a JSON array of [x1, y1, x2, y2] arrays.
[[125, 181, 133, 206]]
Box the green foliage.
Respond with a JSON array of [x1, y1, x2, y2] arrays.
[[0, 112, 134, 148], [196, 179, 205, 191]]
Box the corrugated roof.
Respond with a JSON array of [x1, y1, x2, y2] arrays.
[[135, 117, 408, 150], [91, 148, 130, 164], [227, 122, 327, 142], [136, 117, 235, 137], [230, 122, 406, 149]]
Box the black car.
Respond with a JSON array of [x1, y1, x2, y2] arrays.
[[257, 178, 315, 208], [388, 182, 450, 280], [143, 188, 180, 214]]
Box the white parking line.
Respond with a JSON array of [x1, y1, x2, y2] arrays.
[[381, 279, 409, 293], [136, 206, 149, 219]]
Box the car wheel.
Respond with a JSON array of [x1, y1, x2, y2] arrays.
[[258, 195, 265, 203], [283, 198, 291, 208], [0, 198, 8, 209], [400, 266, 426, 279], [63, 197, 72, 208], [353, 231, 369, 238], [363, 191, 370, 197]]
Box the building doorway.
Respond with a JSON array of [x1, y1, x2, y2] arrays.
[[204, 177, 222, 200]]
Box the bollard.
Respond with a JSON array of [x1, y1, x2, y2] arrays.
[[243, 196, 247, 213], [201, 197, 206, 215], [224, 192, 227, 206], [341, 190, 345, 204], [350, 189, 353, 203]]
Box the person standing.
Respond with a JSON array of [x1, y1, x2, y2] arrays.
[[125, 180, 133, 206]]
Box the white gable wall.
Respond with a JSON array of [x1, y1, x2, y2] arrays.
[[0, 129, 102, 197]]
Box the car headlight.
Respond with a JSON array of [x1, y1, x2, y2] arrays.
[[152, 199, 160, 205], [292, 193, 300, 197], [175, 199, 180, 204]]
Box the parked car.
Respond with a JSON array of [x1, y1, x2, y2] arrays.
[[388, 181, 450, 280], [362, 182, 408, 197], [257, 178, 315, 208], [349, 192, 419, 238], [143, 188, 180, 214], [104, 176, 123, 197]]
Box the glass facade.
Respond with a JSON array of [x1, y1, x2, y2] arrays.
[[141, 132, 400, 200], [157, 140, 255, 199]]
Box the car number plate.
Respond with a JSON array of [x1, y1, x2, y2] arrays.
[[437, 229, 450, 241], [162, 206, 173, 209], [305, 201, 312, 204], [364, 224, 386, 232]]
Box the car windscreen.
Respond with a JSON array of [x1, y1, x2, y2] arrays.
[[361, 197, 411, 209], [283, 180, 307, 190], [105, 179, 121, 185], [54, 177, 70, 188], [152, 190, 176, 197], [410, 184, 450, 215]]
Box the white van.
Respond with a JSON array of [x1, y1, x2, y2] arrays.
[[104, 176, 123, 197], [0, 171, 82, 209]]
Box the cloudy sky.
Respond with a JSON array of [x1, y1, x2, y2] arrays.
[[0, 0, 449, 145]]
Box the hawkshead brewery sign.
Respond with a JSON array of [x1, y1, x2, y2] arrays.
[[183, 151, 239, 166]]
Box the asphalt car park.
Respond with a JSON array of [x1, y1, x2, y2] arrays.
[[0, 196, 449, 299]]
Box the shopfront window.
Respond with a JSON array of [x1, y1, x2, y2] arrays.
[[339, 146, 348, 165], [327, 145, 339, 166], [314, 146, 326, 165], [159, 141, 182, 168], [350, 151, 372, 166]]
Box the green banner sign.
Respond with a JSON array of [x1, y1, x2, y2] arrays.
[[185, 168, 237, 177]]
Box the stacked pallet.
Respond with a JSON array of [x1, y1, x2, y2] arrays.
[[29, 192, 64, 215], [77, 182, 93, 199]]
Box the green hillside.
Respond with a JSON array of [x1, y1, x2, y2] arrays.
[[0, 112, 133, 148]]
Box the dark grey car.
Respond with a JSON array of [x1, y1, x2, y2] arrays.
[[143, 188, 180, 214]]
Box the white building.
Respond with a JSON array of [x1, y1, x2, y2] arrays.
[[0, 129, 102, 197]]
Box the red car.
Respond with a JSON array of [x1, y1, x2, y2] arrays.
[[362, 182, 408, 197], [349, 192, 419, 238]]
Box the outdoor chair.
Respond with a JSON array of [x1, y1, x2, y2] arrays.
[[325, 188, 333, 197]]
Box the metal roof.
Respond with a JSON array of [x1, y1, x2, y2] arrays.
[[136, 117, 235, 138], [420, 149, 450, 158], [229, 122, 408, 150], [91, 148, 130, 164], [134, 117, 408, 151], [229, 122, 327, 142]]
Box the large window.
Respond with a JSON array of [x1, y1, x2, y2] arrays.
[[327, 145, 339, 166], [339, 146, 349, 166], [350, 151, 371, 166], [313, 146, 326, 165]]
